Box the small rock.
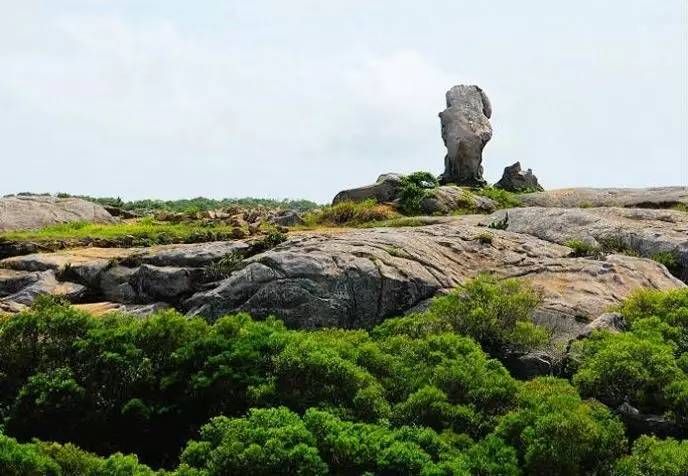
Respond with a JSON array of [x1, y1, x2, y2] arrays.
[[332, 173, 404, 204], [495, 162, 543, 192], [270, 211, 304, 227]]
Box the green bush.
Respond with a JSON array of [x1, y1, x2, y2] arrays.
[[397, 171, 439, 215], [475, 187, 522, 209], [564, 239, 601, 257], [303, 199, 398, 226], [495, 377, 626, 476], [652, 250, 680, 275], [613, 436, 688, 476]]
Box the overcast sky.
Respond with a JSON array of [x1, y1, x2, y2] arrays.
[[1, 1, 686, 203]]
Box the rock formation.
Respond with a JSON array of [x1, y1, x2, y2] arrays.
[[438, 85, 493, 186], [518, 186, 688, 208], [495, 162, 543, 192], [332, 174, 404, 204], [482, 206, 688, 281], [0, 195, 115, 232]]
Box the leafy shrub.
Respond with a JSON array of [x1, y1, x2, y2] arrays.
[[475, 232, 494, 244], [570, 288, 688, 423], [303, 200, 398, 226], [397, 171, 439, 215], [652, 250, 680, 275], [475, 187, 522, 209], [613, 436, 688, 476], [564, 239, 600, 257], [495, 377, 626, 476], [421, 274, 548, 354]]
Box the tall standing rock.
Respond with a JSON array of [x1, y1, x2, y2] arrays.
[[438, 85, 492, 186]]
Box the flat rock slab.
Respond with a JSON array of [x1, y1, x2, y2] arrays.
[[483, 207, 688, 281], [186, 224, 684, 332], [518, 187, 688, 209], [74, 301, 171, 317], [0, 195, 115, 232]]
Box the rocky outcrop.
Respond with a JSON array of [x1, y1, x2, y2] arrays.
[[185, 224, 683, 333], [518, 187, 688, 209], [438, 85, 492, 187], [0, 241, 248, 309], [482, 207, 688, 281], [0, 195, 115, 232], [495, 162, 543, 192], [332, 174, 404, 205]]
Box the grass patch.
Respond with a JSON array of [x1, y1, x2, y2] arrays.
[[0, 217, 245, 246], [474, 187, 522, 209], [672, 203, 688, 213], [564, 239, 600, 257], [302, 200, 399, 227], [475, 232, 494, 244]]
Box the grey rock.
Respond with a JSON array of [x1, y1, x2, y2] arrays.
[[438, 85, 492, 186], [495, 162, 543, 192], [482, 207, 688, 281], [577, 312, 627, 339], [270, 211, 305, 227], [0, 195, 115, 232], [0, 270, 85, 306], [502, 351, 556, 379], [99, 266, 138, 303], [617, 402, 682, 438], [125, 241, 249, 268], [519, 186, 688, 209], [420, 186, 497, 214], [332, 173, 404, 205], [186, 224, 683, 332]]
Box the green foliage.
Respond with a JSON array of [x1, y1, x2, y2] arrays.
[[475, 232, 494, 244], [414, 274, 548, 354], [613, 436, 688, 476], [652, 250, 680, 275], [3, 282, 688, 474], [564, 239, 600, 257], [303, 200, 399, 226], [496, 377, 626, 476], [179, 407, 327, 475], [0, 218, 244, 247], [474, 187, 522, 209], [397, 171, 439, 215], [57, 194, 320, 214], [570, 288, 688, 424]]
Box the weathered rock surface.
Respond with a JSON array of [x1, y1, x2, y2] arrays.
[[269, 211, 305, 227], [483, 207, 688, 281], [495, 162, 543, 192], [0, 269, 85, 307], [0, 195, 115, 232], [518, 187, 688, 209], [186, 224, 683, 332], [74, 301, 171, 317], [0, 241, 248, 308], [332, 174, 404, 205], [421, 186, 496, 214], [438, 85, 492, 187]]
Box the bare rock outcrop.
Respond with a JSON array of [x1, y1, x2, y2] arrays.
[[495, 162, 543, 192], [332, 174, 404, 205], [483, 207, 688, 281], [438, 85, 492, 186], [518, 187, 688, 209], [0, 195, 115, 232], [185, 224, 683, 333]]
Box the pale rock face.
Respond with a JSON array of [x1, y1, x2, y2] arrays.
[[0, 195, 115, 232], [438, 85, 493, 186], [495, 162, 544, 192], [482, 207, 688, 281]]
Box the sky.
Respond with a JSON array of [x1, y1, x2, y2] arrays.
[[1, 0, 686, 203]]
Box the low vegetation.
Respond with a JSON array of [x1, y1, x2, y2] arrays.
[[397, 171, 440, 215], [56, 193, 320, 214], [0, 281, 687, 474], [474, 186, 522, 209], [302, 199, 399, 227], [0, 217, 244, 247]]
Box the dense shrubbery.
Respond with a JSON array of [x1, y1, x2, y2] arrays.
[[1, 283, 687, 474], [569, 288, 688, 428]]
